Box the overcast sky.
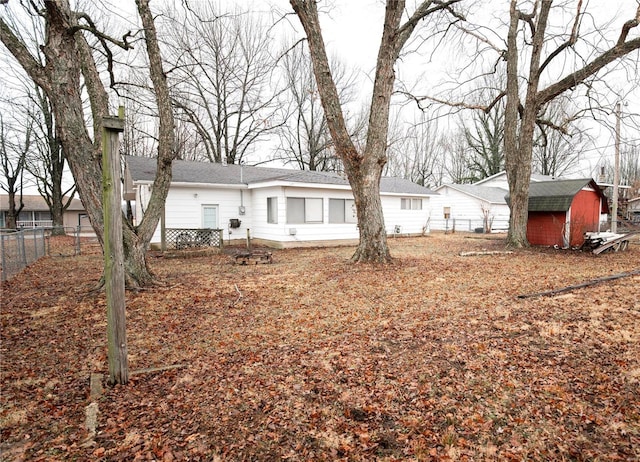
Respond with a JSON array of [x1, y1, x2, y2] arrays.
[[218, 0, 640, 177], [3, 0, 639, 189]]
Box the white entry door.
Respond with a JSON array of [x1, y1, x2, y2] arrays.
[[202, 205, 219, 229]]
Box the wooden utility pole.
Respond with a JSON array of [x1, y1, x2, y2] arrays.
[[102, 107, 128, 385], [612, 101, 621, 234]]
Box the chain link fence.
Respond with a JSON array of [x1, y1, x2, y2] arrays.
[[1, 226, 100, 281], [1, 228, 46, 282], [429, 218, 510, 234]]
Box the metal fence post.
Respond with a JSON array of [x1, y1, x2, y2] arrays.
[[19, 230, 27, 266], [34, 229, 39, 259], [76, 226, 81, 256], [40, 229, 46, 257], [1, 234, 6, 282]]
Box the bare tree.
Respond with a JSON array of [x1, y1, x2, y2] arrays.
[[503, 0, 640, 247], [1, 0, 176, 288], [290, 0, 464, 262], [406, 1, 640, 246], [532, 99, 584, 177], [601, 143, 640, 187], [275, 41, 358, 171], [162, 3, 284, 164], [441, 129, 474, 184], [24, 84, 76, 235], [621, 144, 640, 187], [0, 112, 29, 229], [385, 114, 446, 188], [462, 101, 504, 182], [0, 5, 74, 233]]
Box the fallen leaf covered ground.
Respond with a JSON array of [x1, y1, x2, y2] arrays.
[[1, 233, 639, 461]]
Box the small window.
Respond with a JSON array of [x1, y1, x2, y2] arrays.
[[329, 199, 357, 223], [202, 205, 219, 228], [267, 197, 278, 224], [35, 211, 52, 220], [305, 198, 323, 223], [287, 197, 323, 224], [401, 198, 422, 210]]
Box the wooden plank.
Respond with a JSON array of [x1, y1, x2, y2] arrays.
[[518, 268, 640, 299], [102, 111, 128, 385], [592, 231, 640, 255], [459, 250, 514, 256]]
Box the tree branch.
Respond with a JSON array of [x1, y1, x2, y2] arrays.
[[617, 4, 640, 45], [396, 0, 464, 52], [72, 13, 134, 50], [0, 19, 48, 91], [538, 0, 583, 75], [538, 36, 640, 106]]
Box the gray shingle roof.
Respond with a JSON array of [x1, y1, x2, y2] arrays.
[[125, 156, 436, 195], [0, 195, 84, 211], [526, 178, 600, 212], [503, 178, 605, 212], [380, 177, 437, 195], [439, 184, 508, 204]]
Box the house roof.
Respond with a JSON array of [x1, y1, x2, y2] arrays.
[[0, 194, 84, 212], [474, 171, 556, 186], [523, 178, 607, 212], [436, 183, 508, 204], [125, 156, 437, 195]]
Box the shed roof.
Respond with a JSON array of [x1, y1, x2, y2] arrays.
[[524, 178, 606, 212], [125, 156, 437, 196]]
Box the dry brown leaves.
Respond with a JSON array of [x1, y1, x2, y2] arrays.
[[1, 233, 639, 461]]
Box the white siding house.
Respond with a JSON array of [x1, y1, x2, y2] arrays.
[[124, 156, 438, 248], [430, 172, 559, 233], [432, 184, 511, 232]]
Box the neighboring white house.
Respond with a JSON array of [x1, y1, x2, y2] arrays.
[[124, 156, 438, 248], [628, 197, 640, 223], [474, 171, 555, 189], [431, 172, 557, 233], [432, 184, 511, 232]]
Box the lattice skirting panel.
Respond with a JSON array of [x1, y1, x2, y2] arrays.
[[165, 228, 223, 249]]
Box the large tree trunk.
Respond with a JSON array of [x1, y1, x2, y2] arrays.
[[130, 0, 177, 286], [348, 163, 390, 263], [39, 2, 106, 248], [504, 0, 527, 247], [5, 191, 21, 229], [505, 0, 551, 248], [290, 0, 459, 262], [1, 1, 171, 287], [123, 225, 155, 287], [503, 1, 640, 247], [290, 0, 388, 262], [49, 179, 65, 235]]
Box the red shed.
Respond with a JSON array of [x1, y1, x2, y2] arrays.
[[524, 179, 608, 247]]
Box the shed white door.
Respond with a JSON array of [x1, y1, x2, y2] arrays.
[[202, 205, 219, 229]]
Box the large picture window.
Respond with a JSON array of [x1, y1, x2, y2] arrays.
[[287, 197, 323, 223], [401, 198, 423, 210], [267, 197, 278, 224], [329, 199, 357, 223]]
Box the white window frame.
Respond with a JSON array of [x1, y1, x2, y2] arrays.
[[286, 197, 324, 224], [267, 197, 278, 224], [329, 198, 357, 223], [202, 205, 219, 229], [401, 197, 422, 210]]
